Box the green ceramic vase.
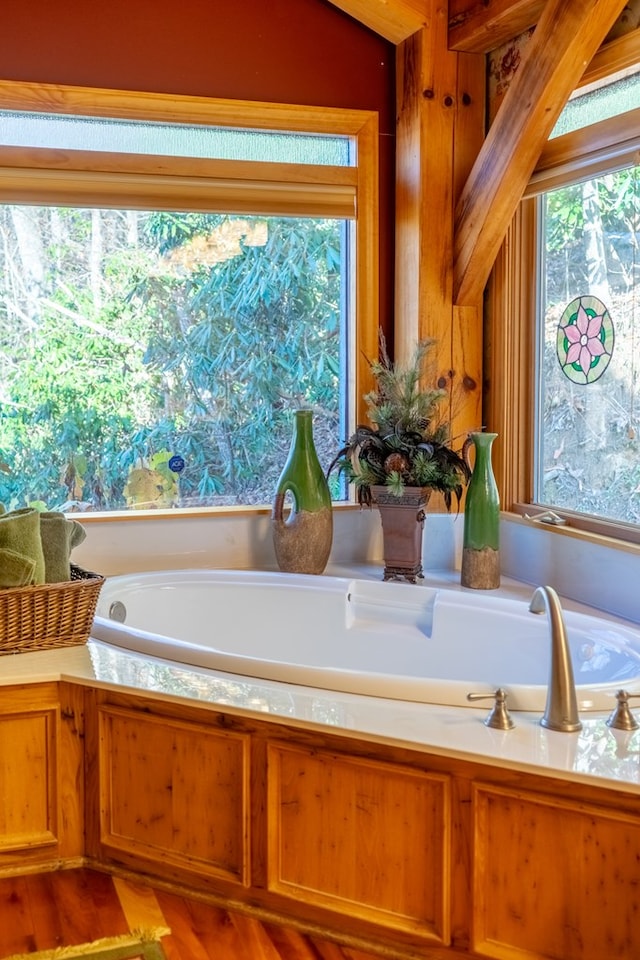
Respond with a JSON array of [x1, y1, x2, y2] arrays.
[[461, 432, 500, 589], [272, 410, 333, 575]]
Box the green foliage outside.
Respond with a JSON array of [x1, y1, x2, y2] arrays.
[[0, 208, 344, 511], [541, 166, 640, 523]]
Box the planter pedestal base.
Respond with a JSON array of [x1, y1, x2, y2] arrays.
[[372, 486, 431, 584], [382, 560, 424, 584]]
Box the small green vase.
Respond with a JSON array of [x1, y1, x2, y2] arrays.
[[461, 432, 500, 589], [272, 410, 333, 575]]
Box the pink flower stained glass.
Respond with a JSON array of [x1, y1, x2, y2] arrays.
[[556, 295, 614, 384]]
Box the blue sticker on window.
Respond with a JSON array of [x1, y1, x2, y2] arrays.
[[168, 455, 185, 474]]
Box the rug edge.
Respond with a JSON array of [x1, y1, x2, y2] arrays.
[[3, 927, 170, 960]]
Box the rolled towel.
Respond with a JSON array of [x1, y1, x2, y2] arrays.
[[0, 547, 36, 588], [40, 512, 87, 583], [0, 508, 45, 584]]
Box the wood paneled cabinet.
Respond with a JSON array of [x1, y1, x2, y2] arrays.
[[69, 689, 640, 959], [0, 681, 84, 871]]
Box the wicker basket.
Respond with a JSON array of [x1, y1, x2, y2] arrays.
[[0, 564, 105, 655]]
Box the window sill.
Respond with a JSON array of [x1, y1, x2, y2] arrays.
[[70, 500, 364, 524], [509, 505, 640, 555]]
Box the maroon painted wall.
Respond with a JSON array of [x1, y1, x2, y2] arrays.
[[0, 0, 395, 338]]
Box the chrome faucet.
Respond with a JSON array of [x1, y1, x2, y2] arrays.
[[529, 585, 582, 733]]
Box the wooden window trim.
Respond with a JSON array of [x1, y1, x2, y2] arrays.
[[580, 26, 640, 92], [529, 107, 640, 197], [0, 79, 374, 135], [485, 199, 537, 512], [0, 81, 380, 508]]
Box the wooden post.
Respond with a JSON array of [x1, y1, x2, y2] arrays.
[[395, 11, 484, 502]]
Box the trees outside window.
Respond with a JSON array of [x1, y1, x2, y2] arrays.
[[0, 207, 345, 511], [537, 167, 640, 524]]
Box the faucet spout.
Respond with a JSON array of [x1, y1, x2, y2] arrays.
[[529, 585, 582, 733]]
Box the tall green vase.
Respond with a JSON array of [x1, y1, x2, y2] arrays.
[[272, 409, 333, 575], [461, 432, 500, 589]]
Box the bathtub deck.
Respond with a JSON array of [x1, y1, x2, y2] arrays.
[[0, 867, 380, 959]]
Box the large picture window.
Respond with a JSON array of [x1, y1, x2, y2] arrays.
[[0, 82, 379, 514], [1, 206, 347, 510]]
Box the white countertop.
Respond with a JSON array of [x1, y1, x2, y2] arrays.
[[1, 564, 639, 795]]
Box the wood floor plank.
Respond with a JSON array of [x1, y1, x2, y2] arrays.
[[307, 938, 351, 960], [0, 875, 35, 956], [180, 899, 242, 958], [330, 946, 383, 960], [152, 890, 215, 960], [265, 922, 329, 960], [77, 868, 130, 938], [23, 873, 64, 951], [48, 868, 112, 944], [113, 876, 170, 935], [312, 938, 379, 960], [229, 911, 283, 959], [0, 868, 388, 960]]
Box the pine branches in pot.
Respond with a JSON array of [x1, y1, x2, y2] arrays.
[[328, 334, 470, 582]]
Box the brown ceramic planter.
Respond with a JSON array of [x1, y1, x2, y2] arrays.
[[371, 485, 432, 583]]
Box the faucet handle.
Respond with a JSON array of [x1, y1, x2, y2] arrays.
[[606, 689, 640, 731], [467, 687, 515, 731]]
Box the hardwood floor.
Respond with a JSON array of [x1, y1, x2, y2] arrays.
[[0, 868, 384, 960]]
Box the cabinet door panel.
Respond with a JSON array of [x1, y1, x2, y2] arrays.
[[267, 741, 451, 943], [473, 783, 640, 960], [99, 705, 250, 884], [0, 709, 57, 851]]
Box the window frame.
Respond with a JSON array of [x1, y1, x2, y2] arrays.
[[0, 80, 380, 515], [487, 32, 640, 546]]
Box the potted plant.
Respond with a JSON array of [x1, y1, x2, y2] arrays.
[[328, 333, 470, 582]]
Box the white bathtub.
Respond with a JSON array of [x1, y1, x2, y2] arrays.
[[91, 569, 640, 712]]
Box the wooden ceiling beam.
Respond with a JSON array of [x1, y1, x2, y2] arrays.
[[453, 0, 629, 308], [325, 0, 427, 44], [448, 0, 544, 53]]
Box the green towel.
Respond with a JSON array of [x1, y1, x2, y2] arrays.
[[0, 508, 45, 584], [0, 547, 36, 588], [39, 512, 87, 583]]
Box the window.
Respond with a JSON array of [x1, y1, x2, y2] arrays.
[[550, 65, 640, 139], [536, 167, 639, 525], [0, 82, 379, 513], [487, 37, 640, 543]]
